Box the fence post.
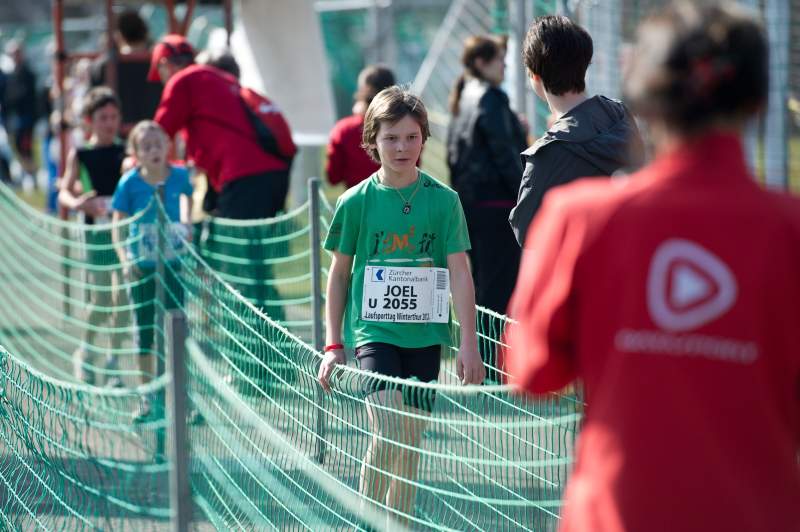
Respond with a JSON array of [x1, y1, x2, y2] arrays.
[[740, 0, 761, 175], [508, 0, 528, 119], [764, 0, 789, 189], [581, 0, 622, 100], [308, 177, 327, 464], [156, 186, 167, 461], [166, 311, 191, 532]]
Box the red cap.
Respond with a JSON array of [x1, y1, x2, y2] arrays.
[[147, 34, 196, 82]]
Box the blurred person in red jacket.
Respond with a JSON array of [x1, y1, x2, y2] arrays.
[[150, 35, 292, 383], [150, 34, 289, 220], [506, 2, 800, 531], [325, 65, 395, 189]]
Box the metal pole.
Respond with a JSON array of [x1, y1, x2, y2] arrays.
[[179, 0, 197, 36], [224, 0, 234, 46], [166, 311, 191, 532], [53, 0, 71, 315], [377, 1, 397, 67], [165, 0, 179, 34], [53, 0, 67, 198], [740, 0, 760, 176], [581, 0, 622, 99], [105, 0, 117, 94], [764, 0, 789, 189], [309, 178, 323, 353], [308, 177, 327, 464], [508, 0, 528, 118], [156, 185, 167, 461]]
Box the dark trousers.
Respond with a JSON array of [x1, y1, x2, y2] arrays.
[[465, 205, 520, 315], [216, 169, 290, 220], [465, 205, 520, 383], [209, 169, 290, 323], [129, 265, 184, 357], [206, 170, 293, 391]]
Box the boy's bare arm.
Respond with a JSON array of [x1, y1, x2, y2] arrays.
[[180, 193, 193, 225], [180, 192, 194, 240], [58, 148, 105, 216], [318, 251, 353, 391], [57, 149, 85, 209], [111, 210, 129, 267], [447, 251, 486, 385]]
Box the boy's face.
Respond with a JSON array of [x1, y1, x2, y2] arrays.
[[371, 115, 423, 175], [88, 103, 121, 143]]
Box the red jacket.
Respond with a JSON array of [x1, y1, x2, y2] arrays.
[[507, 133, 800, 532], [325, 114, 379, 188], [154, 64, 288, 192]]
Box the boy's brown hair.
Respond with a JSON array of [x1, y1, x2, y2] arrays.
[[81, 86, 121, 119], [523, 15, 593, 96], [361, 86, 430, 163]]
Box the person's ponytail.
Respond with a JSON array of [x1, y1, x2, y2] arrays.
[[449, 74, 467, 116]]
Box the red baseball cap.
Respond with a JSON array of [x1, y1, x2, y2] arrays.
[[147, 34, 196, 82]]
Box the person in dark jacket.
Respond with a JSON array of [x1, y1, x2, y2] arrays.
[[509, 15, 645, 247], [447, 35, 528, 318], [4, 40, 39, 179]]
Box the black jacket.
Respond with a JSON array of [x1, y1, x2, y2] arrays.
[[4, 62, 37, 121], [509, 95, 645, 245], [447, 79, 528, 207]]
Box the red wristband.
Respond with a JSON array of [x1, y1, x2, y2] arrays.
[[324, 343, 344, 353]]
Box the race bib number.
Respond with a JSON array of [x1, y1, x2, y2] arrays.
[[137, 223, 190, 262], [362, 266, 450, 323], [92, 196, 112, 224]]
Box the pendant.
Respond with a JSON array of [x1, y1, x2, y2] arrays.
[[402, 203, 411, 215]]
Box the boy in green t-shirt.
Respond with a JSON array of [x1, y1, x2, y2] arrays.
[[318, 86, 485, 524]]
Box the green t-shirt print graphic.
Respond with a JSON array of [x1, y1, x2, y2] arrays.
[[324, 172, 471, 349]]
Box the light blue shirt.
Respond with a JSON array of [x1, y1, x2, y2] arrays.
[[111, 165, 193, 266]]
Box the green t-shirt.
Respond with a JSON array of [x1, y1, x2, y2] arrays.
[[324, 171, 471, 348]]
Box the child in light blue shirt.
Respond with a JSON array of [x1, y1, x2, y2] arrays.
[[111, 120, 193, 420]]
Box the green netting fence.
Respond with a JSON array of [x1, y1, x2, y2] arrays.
[[0, 179, 581, 530]]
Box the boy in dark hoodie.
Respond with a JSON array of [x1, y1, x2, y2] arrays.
[[509, 15, 645, 247]]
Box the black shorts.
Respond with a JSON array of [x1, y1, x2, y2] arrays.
[[355, 342, 441, 411]]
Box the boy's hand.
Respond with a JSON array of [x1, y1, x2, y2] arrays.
[[77, 193, 108, 218], [182, 222, 193, 243], [317, 349, 345, 392], [122, 263, 141, 279], [457, 344, 486, 385]]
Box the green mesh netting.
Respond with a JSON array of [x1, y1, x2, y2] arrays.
[[0, 345, 171, 530], [0, 180, 580, 530]]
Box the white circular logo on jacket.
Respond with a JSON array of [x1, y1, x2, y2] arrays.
[[646, 239, 737, 332]]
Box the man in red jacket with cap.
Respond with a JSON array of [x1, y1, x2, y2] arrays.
[[149, 35, 292, 390], [149, 34, 290, 219]]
